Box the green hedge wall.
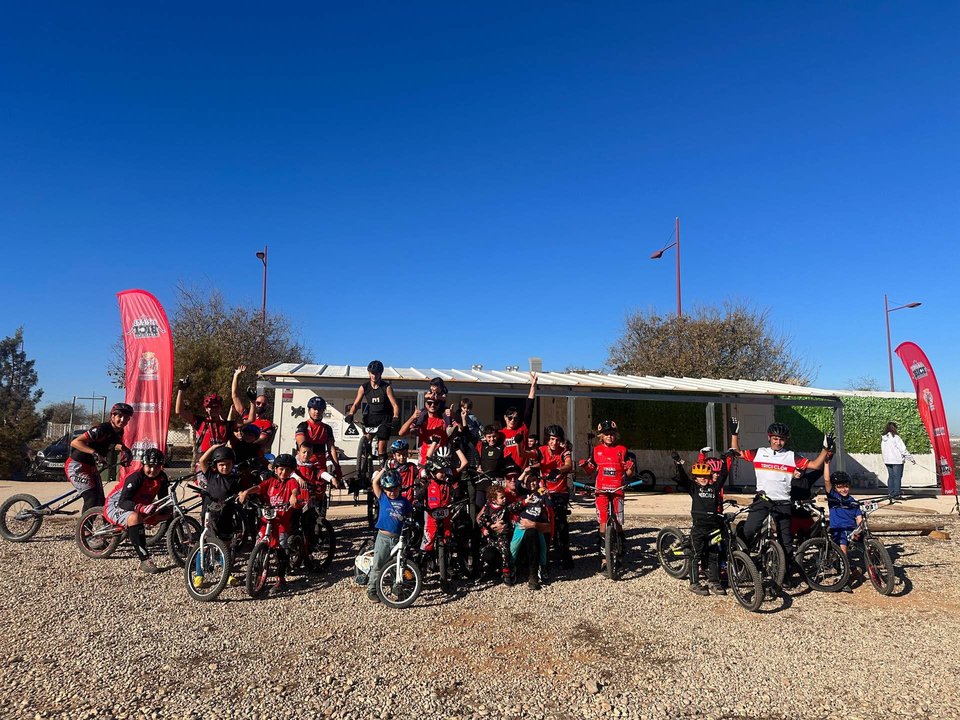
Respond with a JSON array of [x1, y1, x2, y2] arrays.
[[775, 396, 929, 454], [592, 398, 723, 450]]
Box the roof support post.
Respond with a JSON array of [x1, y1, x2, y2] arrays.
[[566, 396, 577, 458], [833, 402, 846, 472], [705, 402, 716, 451]]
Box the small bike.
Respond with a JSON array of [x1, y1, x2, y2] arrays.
[[184, 496, 236, 602], [428, 495, 476, 592], [793, 498, 850, 593], [245, 499, 304, 598], [847, 497, 897, 595], [573, 478, 646, 581], [1, 486, 85, 543], [734, 495, 788, 590], [373, 517, 424, 609]]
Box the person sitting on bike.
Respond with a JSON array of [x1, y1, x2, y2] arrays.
[[366, 468, 414, 602], [103, 448, 170, 574], [399, 394, 449, 466], [292, 442, 337, 568], [231, 365, 276, 454], [68, 402, 134, 512], [345, 360, 401, 464], [295, 396, 342, 480], [578, 420, 635, 572], [422, 455, 457, 552], [823, 465, 862, 593], [538, 425, 574, 570], [175, 378, 234, 456], [238, 454, 302, 594], [672, 454, 728, 596], [386, 440, 420, 503], [501, 373, 538, 469], [197, 444, 246, 543], [730, 419, 833, 586], [477, 485, 518, 585]]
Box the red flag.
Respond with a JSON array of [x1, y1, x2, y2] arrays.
[[895, 341, 956, 495], [117, 289, 174, 481]]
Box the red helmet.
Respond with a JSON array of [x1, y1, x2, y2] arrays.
[[203, 393, 223, 408]]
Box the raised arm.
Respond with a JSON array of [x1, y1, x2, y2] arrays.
[[230, 366, 247, 417], [523, 372, 537, 428], [175, 382, 193, 426], [728, 416, 741, 453]]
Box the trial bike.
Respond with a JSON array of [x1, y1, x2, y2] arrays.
[[573, 478, 647, 581], [245, 498, 306, 598], [846, 497, 897, 595], [734, 494, 788, 591], [184, 495, 236, 602], [793, 498, 850, 592]]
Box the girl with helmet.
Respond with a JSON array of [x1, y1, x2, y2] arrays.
[[539, 425, 574, 570], [344, 360, 401, 462], [294, 396, 342, 481], [102, 447, 170, 574], [67, 402, 134, 512], [366, 467, 413, 602]]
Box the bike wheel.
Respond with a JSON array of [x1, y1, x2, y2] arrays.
[[636, 469, 656, 492], [759, 539, 787, 589], [76, 507, 123, 559], [796, 537, 849, 592], [166, 516, 202, 567], [729, 550, 763, 612], [184, 538, 232, 602], [309, 518, 336, 573], [144, 518, 170, 547], [655, 526, 691, 579], [864, 538, 895, 595], [377, 558, 423, 609], [287, 534, 305, 572], [0, 493, 43, 542], [245, 542, 272, 599], [437, 542, 450, 592], [604, 524, 623, 580]]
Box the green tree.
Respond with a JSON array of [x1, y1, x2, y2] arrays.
[[42, 400, 91, 425], [608, 301, 813, 384], [0, 328, 48, 477]]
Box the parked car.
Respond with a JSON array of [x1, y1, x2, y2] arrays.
[[28, 430, 85, 480]]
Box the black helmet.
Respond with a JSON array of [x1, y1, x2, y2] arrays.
[[544, 425, 565, 442], [767, 422, 791, 439], [380, 469, 401, 490], [424, 455, 451, 475], [831, 471, 852, 486], [210, 446, 236, 464], [597, 420, 618, 434], [142, 448, 164, 466], [273, 453, 297, 469], [111, 402, 134, 417], [307, 396, 327, 412], [367, 360, 384, 375]]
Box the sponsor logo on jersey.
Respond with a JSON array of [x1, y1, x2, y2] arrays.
[[755, 462, 794, 473], [130, 316, 164, 339]]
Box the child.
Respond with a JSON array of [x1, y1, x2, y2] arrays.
[[477, 485, 516, 585], [238, 454, 301, 594], [510, 469, 551, 590], [823, 466, 862, 593], [672, 453, 728, 596], [366, 468, 414, 602], [386, 439, 421, 503], [103, 447, 169, 574], [578, 420, 634, 571]]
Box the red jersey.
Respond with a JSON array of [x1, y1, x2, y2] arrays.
[[295, 462, 326, 503], [192, 415, 232, 453], [593, 443, 630, 491], [539, 444, 572, 494], [295, 420, 334, 461], [417, 414, 447, 465], [393, 461, 420, 503], [501, 424, 528, 468]]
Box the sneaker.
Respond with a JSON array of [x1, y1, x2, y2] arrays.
[[140, 559, 159, 574], [708, 583, 727, 596], [226, 575, 240, 588], [367, 590, 381, 602], [192, 574, 205, 589], [503, 572, 515, 587], [538, 565, 550, 585], [527, 574, 540, 591], [688, 583, 710, 597], [841, 584, 853, 594]]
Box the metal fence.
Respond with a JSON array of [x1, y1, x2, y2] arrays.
[[44, 422, 194, 448]]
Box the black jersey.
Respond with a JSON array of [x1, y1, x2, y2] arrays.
[[480, 443, 507, 477], [69, 423, 125, 465], [361, 381, 391, 423]]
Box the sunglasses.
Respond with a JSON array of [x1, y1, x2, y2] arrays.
[[505, 415, 518, 421], [425, 401, 437, 406]]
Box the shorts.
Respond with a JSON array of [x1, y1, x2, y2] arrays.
[[831, 528, 856, 546], [363, 419, 392, 441], [596, 492, 624, 526], [104, 492, 132, 527], [66, 458, 101, 494]]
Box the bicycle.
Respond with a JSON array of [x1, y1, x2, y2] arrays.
[[734, 495, 788, 591], [573, 478, 646, 581], [655, 500, 765, 611], [352, 425, 388, 528], [846, 497, 897, 595], [793, 498, 850, 593], [183, 496, 236, 602], [427, 495, 476, 592], [373, 517, 425, 609], [245, 498, 304, 598], [298, 485, 337, 573]]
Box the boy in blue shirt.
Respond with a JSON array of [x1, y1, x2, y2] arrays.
[[367, 467, 413, 602], [823, 465, 862, 593]]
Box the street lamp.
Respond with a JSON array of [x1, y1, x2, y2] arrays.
[[256, 245, 268, 331], [649, 216, 682, 317], [884, 294, 921, 392]]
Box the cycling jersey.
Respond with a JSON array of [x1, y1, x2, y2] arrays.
[[191, 415, 232, 454], [501, 425, 528, 468], [393, 461, 420, 503], [295, 420, 335, 460], [739, 448, 809, 502], [538, 445, 571, 494], [674, 464, 727, 519], [251, 417, 277, 445], [295, 462, 326, 503], [361, 381, 392, 424], [416, 414, 447, 465], [69, 422, 125, 465], [592, 444, 630, 491], [826, 489, 861, 530], [479, 442, 507, 477], [255, 475, 300, 533], [111, 469, 170, 511]]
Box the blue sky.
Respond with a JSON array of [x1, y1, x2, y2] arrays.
[[2, 2, 958, 428]]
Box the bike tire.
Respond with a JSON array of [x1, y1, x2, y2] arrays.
[[377, 558, 423, 609], [865, 537, 895, 595], [357, 436, 372, 483], [729, 550, 763, 612], [0, 493, 43, 542], [309, 518, 336, 573], [184, 537, 232, 602], [166, 516, 202, 567], [76, 507, 123, 559], [287, 534, 305, 572], [604, 524, 622, 581], [759, 539, 787, 589], [145, 518, 170, 548], [636, 469, 656, 492], [437, 542, 450, 592], [796, 537, 850, 592], [655, 526, 691, 579], [245, 542, 272, 599]]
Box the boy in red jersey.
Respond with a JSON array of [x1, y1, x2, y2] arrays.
[[386, 439, 421, 503], [539, 425, 574, 570], [295, 396, 342, 479], [500, 373, 538, 468], [399, 396, 448, 466], [579, 420, 635, 570]]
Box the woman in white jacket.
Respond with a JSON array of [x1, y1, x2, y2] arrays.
[[881, 422, 915, 499]]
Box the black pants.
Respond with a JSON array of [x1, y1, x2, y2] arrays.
[[742, 498, 794, 556], [690, 520, 721, 585], [548, 494, 572, 564], [80, 486, 105, 514]]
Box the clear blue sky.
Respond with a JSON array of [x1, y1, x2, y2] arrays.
[[2, 2, 958, 427]]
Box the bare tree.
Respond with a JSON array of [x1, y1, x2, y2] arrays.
[[845, 374, 882, 392], [607, 301, 814, 384]]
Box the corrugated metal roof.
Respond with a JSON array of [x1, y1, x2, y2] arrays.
[[258, 362, 912, 399]]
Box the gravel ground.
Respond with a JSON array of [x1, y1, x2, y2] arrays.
[[1, 509, 959, 720]]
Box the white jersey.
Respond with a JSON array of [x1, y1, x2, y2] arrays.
[[741, 447, 808, 501]]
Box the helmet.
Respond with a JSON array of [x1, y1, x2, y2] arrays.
[[142, 448, 164, 466], [690, 462, 712, 478], [273, 453, 297, 469], [597, 420, 618, 434], [767, 422, 791, 439], [210, 446, 235, 464], [240, 423, 261, 438], [202, 394, 223, 409], [389, 439, 409, 454], [705, 457, 724, 474], [367, 360, 384, 375], [544, 425, 565, 442], [831, 471, 852, 486], [307, 396, 327, 412], [424, 455, 451, 475], [111, 402, 134, 417], [380, 469, 401, 490]]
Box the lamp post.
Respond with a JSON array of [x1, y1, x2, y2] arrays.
[[884, 293, 921, 392], [256, 245, 268, 332], [649, 216, 682, 317]]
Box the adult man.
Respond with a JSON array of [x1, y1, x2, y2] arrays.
[[231, 365, 276, 454], [67, 403, 134, 512]]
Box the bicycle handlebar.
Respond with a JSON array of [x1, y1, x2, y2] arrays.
[[573, 479, 647, 494]]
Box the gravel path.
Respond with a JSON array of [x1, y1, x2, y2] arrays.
[[1, 511, 958, 720]]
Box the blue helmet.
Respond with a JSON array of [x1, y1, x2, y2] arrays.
[[307, 396, 327, 412], [390, 439, 409, 454], [380, 469, 402, 490]]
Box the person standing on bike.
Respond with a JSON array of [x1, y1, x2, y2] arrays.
[[539, 425, 574, 570], [295, 396, 342, 481], [578, 420, 635, 572], [175, 379, 233, 456], [501, 373, 538, 469], [231, 365, 276, 453], [102, 448, 170, 574], [67, 402, 134, 512], [345, 360, 401, 463], [730, 419, 832, 584], [671, 454, 728, 596], [366, 468, 414, 602]]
